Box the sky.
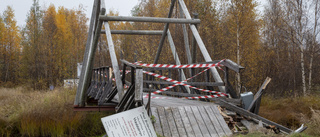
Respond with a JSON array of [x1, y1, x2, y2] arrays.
[[0, 0, 140, 27], [0, 0, 267, 27]]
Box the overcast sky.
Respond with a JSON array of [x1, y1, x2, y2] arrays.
[[0, 0, 140, 27], [1, 0, 267, 27]]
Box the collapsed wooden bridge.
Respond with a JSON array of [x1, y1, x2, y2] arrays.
[[74, 0, 304, 136]]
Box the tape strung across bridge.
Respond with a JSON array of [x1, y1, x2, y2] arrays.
[[127, 59, 229, 99]]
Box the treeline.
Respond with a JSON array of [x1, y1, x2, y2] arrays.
[[1, 0, 319, 96], [98, 0, 320, 96], [0, 0, 88, 89]]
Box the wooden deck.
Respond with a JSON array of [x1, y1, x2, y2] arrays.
[[144, 94, 232, 137]]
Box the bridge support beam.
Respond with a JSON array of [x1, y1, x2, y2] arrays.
[[178, 0, 225, 92]]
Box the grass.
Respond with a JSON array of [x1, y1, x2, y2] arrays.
[[259, 93, 320, 136], [0, 87, 112, 136]]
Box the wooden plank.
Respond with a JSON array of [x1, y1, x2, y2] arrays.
[[197, 106, 219, 137], [135, 69, 143, 102], [99, 15, 201, 24], [150, 107, 163, 136], [204, 106, 225, 137], [178, 107, 195, 137], [184, 106, 203, 137], [164, 107, 179, 137], [157, 107, 171, 137], [178, 0, 225, 93], [171, 107, 188, 137], [247, 77, 271, 113], [190, 106, 210, 137], [210, 106, 233, 136]]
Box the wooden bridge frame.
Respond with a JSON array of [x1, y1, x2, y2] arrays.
[[74, 0, 228, 107]]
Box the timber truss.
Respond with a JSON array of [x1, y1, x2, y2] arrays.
[[72, 0, 307, 134], [74, 0, 242, 109]]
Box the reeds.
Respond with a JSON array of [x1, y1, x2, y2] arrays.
[[0, 87, 110, 136]]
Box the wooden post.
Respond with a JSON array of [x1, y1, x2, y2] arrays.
[[75, 0, 100, 107], [135, 68, 143, 104], [167, 30, 191, 93], [178, 0, 225, 93], [247, 77, 272, 113], [154, 0, 176, 64]]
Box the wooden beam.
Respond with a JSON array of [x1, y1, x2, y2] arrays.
[[217, 99, 293, 134], [100, 30, 163, 35], [167, 30, 191, 93], [178, 0, 225, 92], [247, 77, 272, 113], [74, 0, 102, 107], [99, 15, 201, 24], [103, 21, 124, 100], [154, 0, 176, 64]]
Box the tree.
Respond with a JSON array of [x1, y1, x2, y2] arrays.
[[2, 6, 21, 84]]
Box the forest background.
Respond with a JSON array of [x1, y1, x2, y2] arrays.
[[1, 0, 319, 96], [1, 0, 320, 136]]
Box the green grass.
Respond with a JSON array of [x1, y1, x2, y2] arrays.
[[0, 87, 112, 136]]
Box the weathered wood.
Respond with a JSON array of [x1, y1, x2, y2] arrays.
[[178, 107, 195, 137], [143, 81, 224, 86], [104, 20, 124, 100], [165, 107, 180, 137], [197, 106, 219, 137], [167, 30, 191, 93], [101, 30, 163, 35], [191, 106, 210, 137], [150, 107, 163, 136], [100, 15, 201, 24], [154, 0, 176, 64], [204, 106, 225, 137], [211, 106, 233, 136], [179, 4, 192, 66], [75, 0, 101, 107], [184, 106, 203, 137], [247, 77, 271, 113], [178, 0, 225, 93], [158, 107, 171, 137], [135, 69, 143, 102], [171, 107, 188, 137], [218, 99, 293, 134]]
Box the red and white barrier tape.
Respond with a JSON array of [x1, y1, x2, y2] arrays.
[[133, 61, 223, 68], [143, 95, 169, 99], [184, 94, 225, 99], [143, 71, 227, 97]]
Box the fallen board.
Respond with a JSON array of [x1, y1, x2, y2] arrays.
[[143, 94, 232, 137]]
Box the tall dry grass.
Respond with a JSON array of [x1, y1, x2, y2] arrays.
[[0, 87, 110, 136], [260, 94, 320, 136]]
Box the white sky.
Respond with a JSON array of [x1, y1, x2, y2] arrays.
[[0, 0, 140, 27], [0, 0, 267, 27]]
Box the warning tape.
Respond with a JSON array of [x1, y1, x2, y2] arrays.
[[143, 71, 227, 97], [184, 94, 225, 99], [143, 95, 169, 99], [133, 61, 223, 68]]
